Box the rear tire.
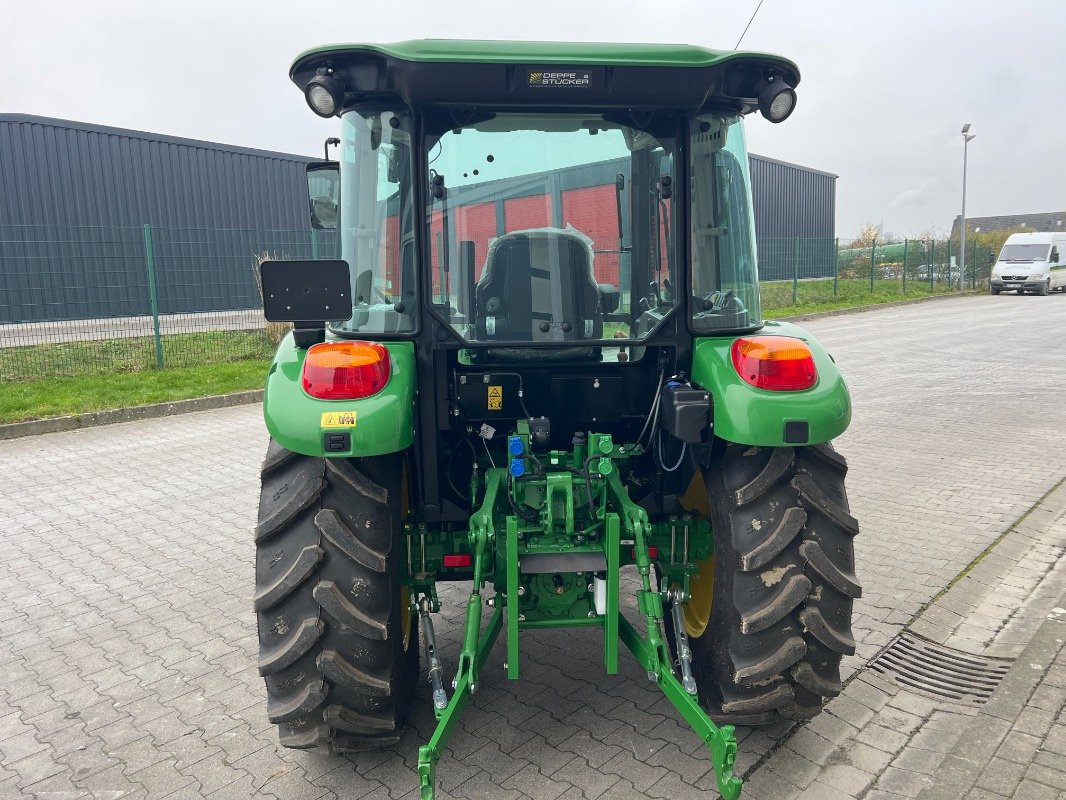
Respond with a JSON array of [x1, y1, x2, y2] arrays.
[[671, 443, 860, 726], [255, 439, 418, 752]]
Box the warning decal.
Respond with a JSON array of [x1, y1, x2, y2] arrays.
[[487, 385, 503, 411], [320, 411, 357, 428]]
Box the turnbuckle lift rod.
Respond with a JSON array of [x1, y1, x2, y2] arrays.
[[418, 597, 447, 710], [669, 588, 698, 695]]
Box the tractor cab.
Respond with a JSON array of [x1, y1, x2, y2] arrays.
[[273, 41, 803, 505]]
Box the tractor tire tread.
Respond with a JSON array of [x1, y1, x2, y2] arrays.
[[731, 634, 808, 683], [719, 682, 794, 715], [256, 459, 326, 541], [313, 580, 389, 641], [257, 618, 324, 675], [325, 459, 388, 504], [317, 649, 390, 697], [278, 723, 330, 750], [738, 506, 807, 571], [253, 545, 324, 611], [799, 540, 862, 599], [737, 570, 813, 634], [791, 661, 843, 697], [803, 442, 848, 474], [799, 607, 857, 655], [255, 441, 417, 753], [791, 474, 859, 536], [684, 441, 859, 728], [315, 509, 387, 573], [261, 438, 299, 477], [734, 447, 794, 505], [324, 704, 396, 735], [267, 679, 330, 724]]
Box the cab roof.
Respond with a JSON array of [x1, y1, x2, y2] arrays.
[[290, 39, 800, 115]]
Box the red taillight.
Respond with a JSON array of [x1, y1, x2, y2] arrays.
[[631, 546, 659, 560], [301, 341, 391, 400], [443, 554, 472, 568], [731, 336, 817, 391]]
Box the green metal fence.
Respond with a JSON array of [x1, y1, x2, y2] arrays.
[[758, 237, 996, 311], [0, 226, 994, 382], [0, 224, 338, 380]]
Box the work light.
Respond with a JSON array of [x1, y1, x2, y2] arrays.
[[757, 78, 797, 123], [305, 69, 343, 118]]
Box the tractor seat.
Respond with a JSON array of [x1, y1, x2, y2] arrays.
[[474, 227, 604, 350]]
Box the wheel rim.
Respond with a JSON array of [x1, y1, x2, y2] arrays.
[[683, 555, 715, 638], [679, 471, 714, 638]]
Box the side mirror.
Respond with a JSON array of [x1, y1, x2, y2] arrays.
[[306, 161, 339, 230], [1051, 250, 1060, 263]]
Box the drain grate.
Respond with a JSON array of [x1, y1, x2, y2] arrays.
[[869, 631, 1012, 705]]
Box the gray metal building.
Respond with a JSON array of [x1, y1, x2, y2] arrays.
[[749, 153, 837, 280], [0, 114, 316, 230], [950, 211, 1066, 237], [0, 114, 834, 322], [0, 114, 326, 323]]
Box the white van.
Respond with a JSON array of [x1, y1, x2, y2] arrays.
[[990, 232, 1066, 295]]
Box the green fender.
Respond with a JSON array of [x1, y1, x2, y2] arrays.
[[690, 320, 851, 447], [262, 334, 415, 457]]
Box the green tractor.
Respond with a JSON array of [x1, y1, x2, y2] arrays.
[[255, 40, 859, 800]]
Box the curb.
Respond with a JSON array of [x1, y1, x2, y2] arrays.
[[0, 390, 263, 441], [775, 290, 983, 323]]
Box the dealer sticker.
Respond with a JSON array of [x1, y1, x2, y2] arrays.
[[320, 411, 357, 428], [528, 69, 591, 88]]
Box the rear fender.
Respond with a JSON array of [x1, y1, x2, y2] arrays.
[[262, 334, 414, 457], [690, 320, 851, 447]]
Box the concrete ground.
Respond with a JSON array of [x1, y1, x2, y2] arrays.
[[0, 310, 264, 348], [1, 293, 1065, 800]]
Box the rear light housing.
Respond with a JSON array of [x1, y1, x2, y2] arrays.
[[731, 336, 817, 391], [443, 554, 472, 568], [301, 341, 391, 400]]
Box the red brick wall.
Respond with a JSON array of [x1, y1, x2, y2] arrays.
[[504, 195, 552, 233], [454, 202, 497, 279], [561, 184, 619, 285]]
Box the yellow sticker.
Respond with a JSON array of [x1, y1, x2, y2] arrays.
[[487, 385, 503, 411], [320, 411, 357, 429]]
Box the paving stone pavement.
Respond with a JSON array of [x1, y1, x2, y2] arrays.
[[916, 595, 1066, 800], [1, 293, 1065, 800], [740, 469, 1066, 800]]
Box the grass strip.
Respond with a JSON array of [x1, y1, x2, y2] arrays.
[[0, 360, 269, 423]]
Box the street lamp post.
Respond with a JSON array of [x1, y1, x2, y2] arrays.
[[959, 123, 976, 290]]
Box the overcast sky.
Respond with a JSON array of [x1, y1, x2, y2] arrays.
[[3, 0, 1063, 238]]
